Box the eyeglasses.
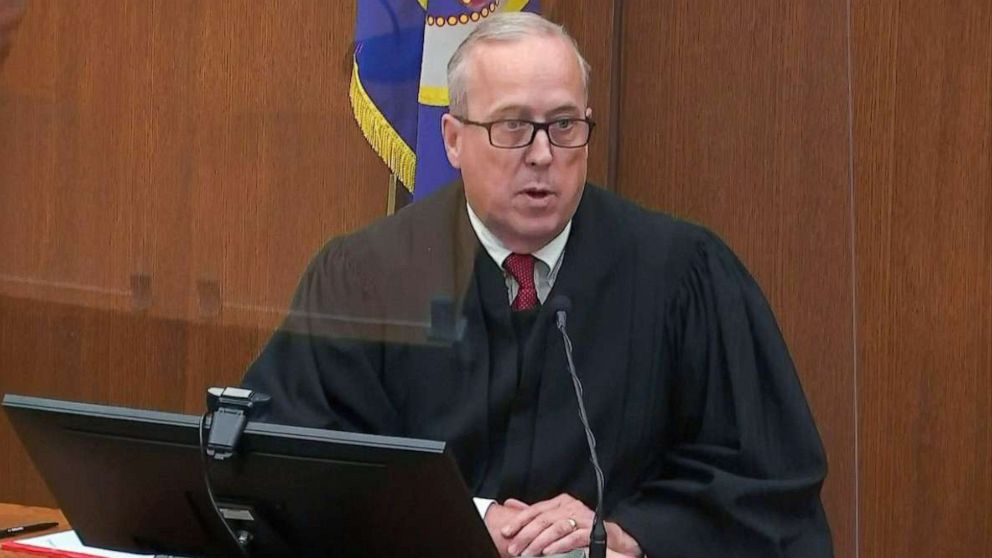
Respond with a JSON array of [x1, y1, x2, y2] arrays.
[[454, 116, 595, 149]]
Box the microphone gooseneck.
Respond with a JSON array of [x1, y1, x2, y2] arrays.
[[551, 296, 608, 558]]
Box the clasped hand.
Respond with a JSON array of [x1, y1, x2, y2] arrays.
[[484, 493, 642, 558]]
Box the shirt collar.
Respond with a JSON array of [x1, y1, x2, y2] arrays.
[[465, 202, 571, 272]]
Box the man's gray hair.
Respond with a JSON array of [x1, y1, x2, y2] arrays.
[[447, 12, 591, 116]]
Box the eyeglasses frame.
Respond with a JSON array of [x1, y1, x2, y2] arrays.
[[452, 116, 596, 149]]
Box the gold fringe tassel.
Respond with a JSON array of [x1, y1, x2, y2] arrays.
[[349, 60, 417, 192]]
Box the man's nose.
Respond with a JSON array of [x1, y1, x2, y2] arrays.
[[525, 129, 553, 166]]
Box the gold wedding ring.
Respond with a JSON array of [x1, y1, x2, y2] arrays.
[[566, 517, 578, 531]]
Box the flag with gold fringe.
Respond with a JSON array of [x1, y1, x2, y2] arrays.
[[350, 0, 540, 201]]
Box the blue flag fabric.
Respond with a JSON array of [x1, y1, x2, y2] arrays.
[[351, 0, 540, 201]]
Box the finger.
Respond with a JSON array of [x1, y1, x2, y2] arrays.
[[570, 506, 596, 527], [530, 497, 565, 513], [501, 496, 564, 538], [506, 514, 556, 556], [522, 518, 582, 556], [538, 494, 584, 515], [541, 528, 590, 555], [502, 493, 575, 537], [503, 495, 568, 536], [501, 505, 544, 537], [504, 498, 530, 510], [558, 502, 596, 530], [544, 494, 575, 512]]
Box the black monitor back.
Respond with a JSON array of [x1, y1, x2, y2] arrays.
[[2, 394, 498, 558]]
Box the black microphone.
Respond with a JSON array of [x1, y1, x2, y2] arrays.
[[549, 295, 608, 558]]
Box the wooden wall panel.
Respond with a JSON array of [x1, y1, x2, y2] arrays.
[[0, 0, 25, 68], [0, 0, 388, 322], [188, 0, 392, 333], [0, 297, 191, 505], [0, 0, 388, 504], [853, 1, 992, 556], [617, 2, 856, 556], [542, 0, 615, 188]]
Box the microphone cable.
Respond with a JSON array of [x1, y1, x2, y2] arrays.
[[552, 296, 608, 558]]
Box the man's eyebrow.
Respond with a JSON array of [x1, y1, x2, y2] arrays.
[[487, 104, 530, 118], [546, 104, 583, 117], [486, 103, 583, 119]]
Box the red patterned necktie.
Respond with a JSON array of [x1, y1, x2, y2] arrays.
[[503, 253, 539, 311]]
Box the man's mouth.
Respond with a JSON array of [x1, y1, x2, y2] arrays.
[[521, 188, 554, 200]]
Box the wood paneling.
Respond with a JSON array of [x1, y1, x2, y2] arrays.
[[0, 0, 387, 504], [853, 1, 992, 556], [0, 296, 257, 505], [0, 0, 25, 68], [0, 0, 388, 326], [617, 2, 856, 556], [543, 0, 615, 188]]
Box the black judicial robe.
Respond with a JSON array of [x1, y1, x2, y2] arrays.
[[242, 183, 833, 557]]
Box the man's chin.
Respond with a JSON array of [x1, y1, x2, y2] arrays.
[[504, 221, 567, 251]]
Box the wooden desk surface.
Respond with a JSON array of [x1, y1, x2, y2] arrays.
[[0, 503, 67, 557]]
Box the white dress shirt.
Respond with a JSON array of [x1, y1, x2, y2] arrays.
[[466, 203, 570, 305], [465, 202, 572, 518]]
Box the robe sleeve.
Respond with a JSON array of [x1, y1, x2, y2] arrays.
[[240, 239, 402, 435], [609, 232, 833, 558]]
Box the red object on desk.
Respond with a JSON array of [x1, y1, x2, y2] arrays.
[[1, 538, 98, 558]]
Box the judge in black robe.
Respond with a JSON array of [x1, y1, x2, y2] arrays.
[[242, 181, 834, 558]]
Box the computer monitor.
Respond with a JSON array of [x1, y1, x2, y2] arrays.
[[2, 393, 499, 557]]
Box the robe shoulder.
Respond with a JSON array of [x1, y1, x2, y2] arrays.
[[577, 185, 751, 301]]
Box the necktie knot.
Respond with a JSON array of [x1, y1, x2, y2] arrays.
[[503, 253, 539, 311]]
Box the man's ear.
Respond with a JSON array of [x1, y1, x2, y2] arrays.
[[441, 113, 463, 169]]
